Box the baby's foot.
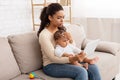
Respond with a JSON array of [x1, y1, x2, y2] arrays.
[[89, 57, 99, 64], [83, 63, 88, 70]]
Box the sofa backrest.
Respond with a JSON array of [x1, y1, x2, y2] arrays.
[[8, 31, 42, 74], [1, 24, 86, 76], [66, 24, 86, 49], [0, 37, 21, 80]]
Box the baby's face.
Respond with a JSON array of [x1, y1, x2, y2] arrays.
[[56, 34, 68, 47]]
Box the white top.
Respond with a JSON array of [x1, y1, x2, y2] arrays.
[[55, 44, 81, 57]]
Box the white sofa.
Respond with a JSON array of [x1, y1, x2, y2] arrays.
[[0, 24, 120, 80]]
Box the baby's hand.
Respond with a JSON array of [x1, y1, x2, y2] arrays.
[[69, 55, 79, 63], [80, 51, 86, 55], [63, 53, 73, 57], [68, 54, 74, 57], [64, 32, 73, 43]]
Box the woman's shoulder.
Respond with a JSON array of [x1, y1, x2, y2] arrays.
[[39, 28, 51, 37]]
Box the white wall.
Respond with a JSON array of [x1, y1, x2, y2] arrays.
[[0, 0, 33, 37], [71, 0, 120, 43], [72, 0, 120, 18], [0, 0, 120, 43]]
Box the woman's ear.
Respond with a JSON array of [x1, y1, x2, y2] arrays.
[[48, 15, 52, 21]]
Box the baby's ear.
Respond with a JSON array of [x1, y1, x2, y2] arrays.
[[55, 40, 59, 43]]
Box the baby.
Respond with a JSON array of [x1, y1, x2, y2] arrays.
[[54, 27, 99, 69]]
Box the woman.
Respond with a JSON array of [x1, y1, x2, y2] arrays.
[[37, 3, 101, 80]]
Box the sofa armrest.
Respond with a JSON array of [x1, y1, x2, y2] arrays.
[[96, 41, 120, 55], [82, 38, 120, 55]]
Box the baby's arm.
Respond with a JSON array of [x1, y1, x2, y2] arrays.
[[55, 46, 73, 57], [64, 32, 73, 44]]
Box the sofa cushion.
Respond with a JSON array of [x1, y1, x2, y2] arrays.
[[96, 41, 120, 55], [34, 70, 73, 80], [66, 24, 86, 49], [11, 74, 29, 80], [8, 32, 42, 73], [0, 37, 21, 80], [88, 51, 118, 80], [82, 39, 120, 55], [11, 71, 72, 80]]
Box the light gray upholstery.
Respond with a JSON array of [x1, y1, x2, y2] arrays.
[[66, 24, 86, 49], [88, 51, 118, 80], [11, 70, 72, 80], [0, 24, 119, 80], [0, 37, 21, 80], [8, 32, 42, 74], [82, 38, 120, 55]]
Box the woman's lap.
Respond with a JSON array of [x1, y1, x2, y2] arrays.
[[43, 63, 101, 80], [87, 64, 101, 80]]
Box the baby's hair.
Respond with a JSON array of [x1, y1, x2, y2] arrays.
[[58, 26, 67, 32], [54, 30, 65, 41]]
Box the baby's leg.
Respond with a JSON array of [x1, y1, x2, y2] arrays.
[[77, 53, 86, 62], [72, 61, 83, 67], [84, 56, 99, 64], [72, 61, 88, 70]]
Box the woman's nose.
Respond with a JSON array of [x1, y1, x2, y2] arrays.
[[61, 18, 64, 22]]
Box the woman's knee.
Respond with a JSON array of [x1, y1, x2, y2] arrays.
[[75, 67, 88, 78], [88, 64, 100, 74], [88, 64, 101, 80], [76, 67, 87, 73]]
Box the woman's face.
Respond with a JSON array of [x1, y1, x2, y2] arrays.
[[49, 10, 65, 27]]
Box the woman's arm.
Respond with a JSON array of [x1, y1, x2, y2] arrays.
[[39, 32, 70, 64]]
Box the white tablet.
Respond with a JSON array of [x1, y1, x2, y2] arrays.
[[84, 39, 100, 56]]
